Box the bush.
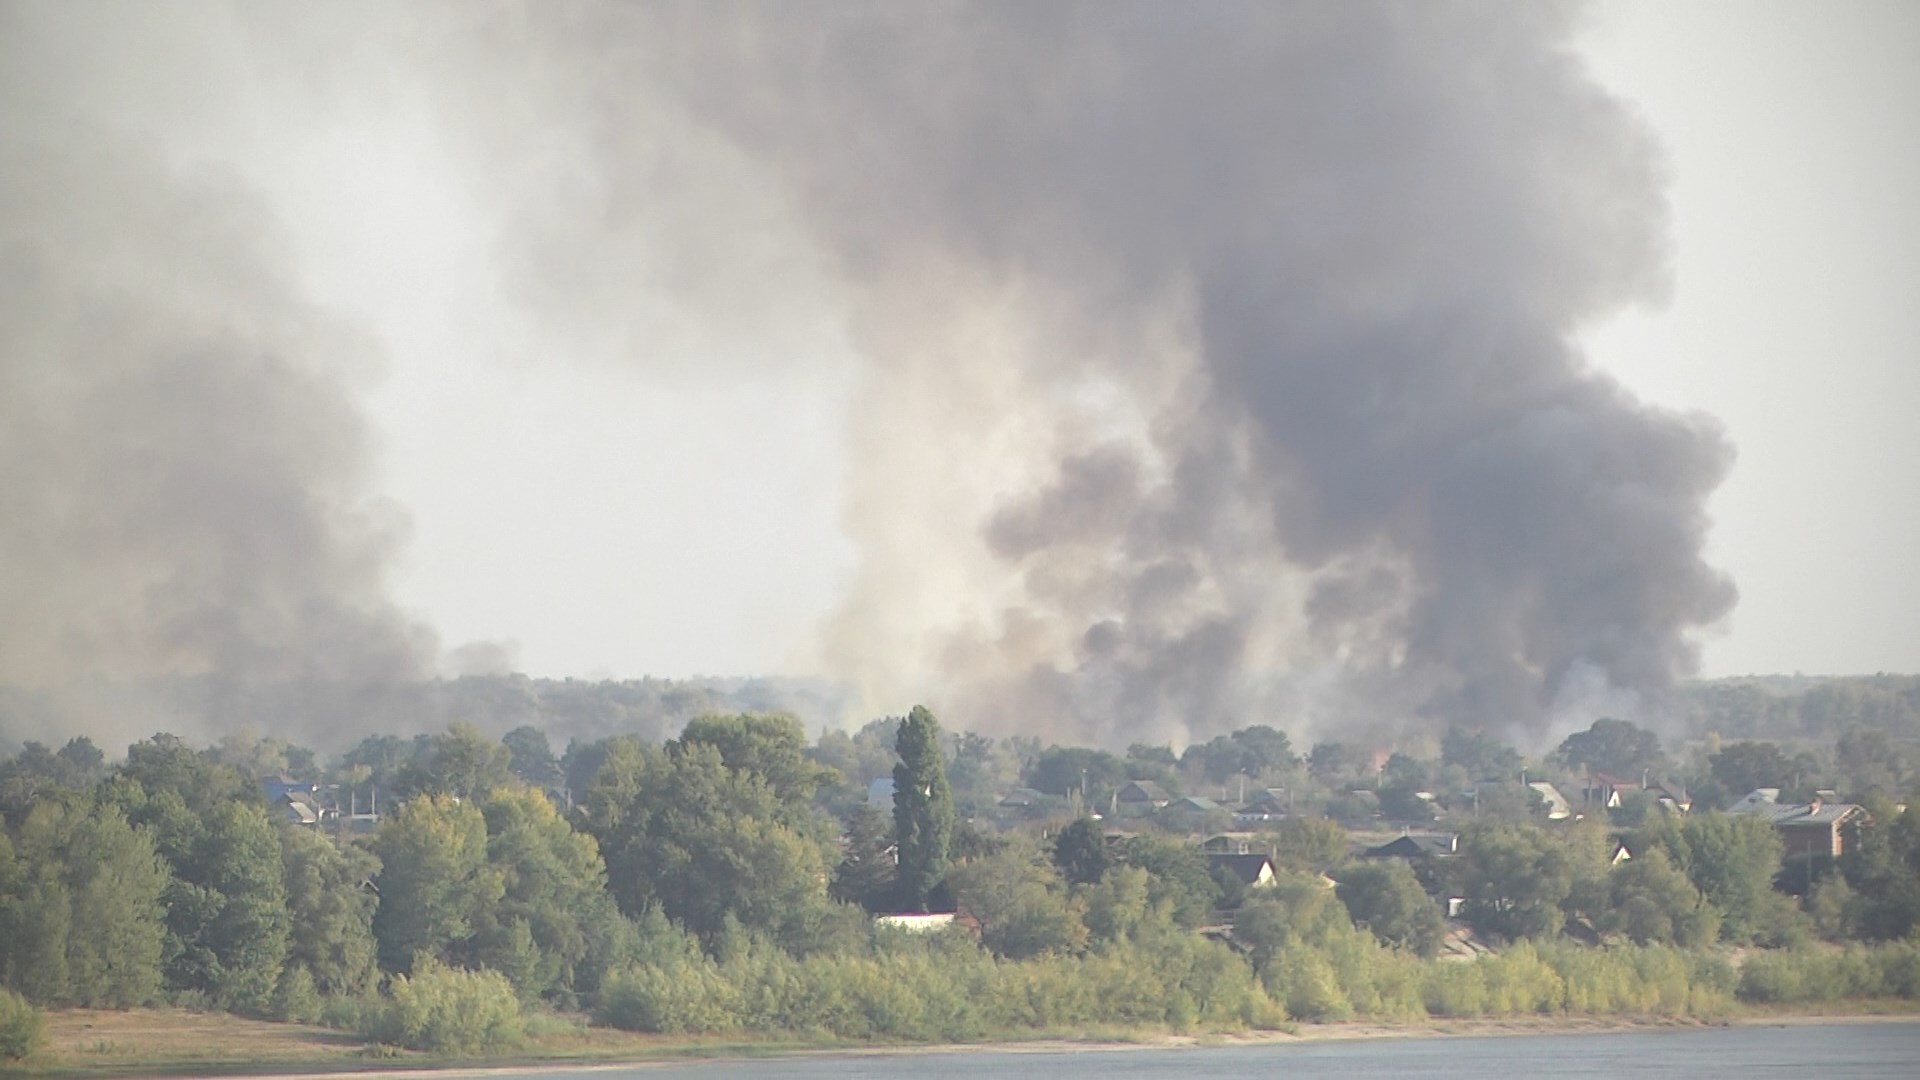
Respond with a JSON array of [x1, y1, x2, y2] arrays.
[[363, 959, 524, 1053], [0, 988, 46, 1062]]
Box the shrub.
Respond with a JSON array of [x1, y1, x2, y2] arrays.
[[363, 959, 524, 1053], [0, 988, 46, 1062]]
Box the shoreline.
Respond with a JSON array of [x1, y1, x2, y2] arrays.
[[28, 1006, 1912, 1080]]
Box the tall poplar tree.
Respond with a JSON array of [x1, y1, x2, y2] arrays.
[[892, 705, 953, 912]]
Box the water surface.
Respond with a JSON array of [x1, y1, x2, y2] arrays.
[[500, 1021, 1920, 1079]]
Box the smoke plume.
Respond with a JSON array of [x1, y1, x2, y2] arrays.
[[0, 4, 435, 748], [417, 2, 1736, 744], [1, 2, 1737, 751]]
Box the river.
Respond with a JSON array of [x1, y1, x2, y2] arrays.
[[481, 1021, 1920, 1079]]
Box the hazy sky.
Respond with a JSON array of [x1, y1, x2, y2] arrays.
[[1579, 0, 1919, 677], [6, 1, 1915, 716]]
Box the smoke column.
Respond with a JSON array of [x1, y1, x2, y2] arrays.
[[1, 2, 1737, 750], [419, 1, 1736, 744], [0, 5, 435, 747]]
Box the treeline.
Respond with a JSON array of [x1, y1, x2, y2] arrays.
[[2, 706, 1920, 1062]]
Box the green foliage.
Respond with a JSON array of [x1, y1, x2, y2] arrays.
[[269, 964, 321, 1023], [1119, 835, 1221, 928], [474, 784, 625, 1003], [279, 825, 380, 998], [370, 794, 503, 973], [586, 738, 838, 949], [399, 723, 515, 801], [1602, 847, 1721, 947], [679, 713, 831, 807], [893, 706, 954, 912], [1555, 718, 1664, 778], [501, 725, 562, 790], [948, 837, 1087, 959], [1455, 821, 1572, 941], [1184, 725, 1295, 784], [1708, 741, 1795, 800], [1637, 812, 1799, 945], [163, 800, 291, 1013], [1023, 747, 1128, 806], [1267, 817, 1350, 875], [1051, 816, 1111, 887], [1336, 860, 1444, 957], [364, 957, 524, 1053], [831, 803, 898, 912], [0, 987, 44, 1061], [0, 797, 169, 1006], [1442, 728, 1523, 781], [599, 926, 1280, 1038], [1736, 942, 1920, 1005]]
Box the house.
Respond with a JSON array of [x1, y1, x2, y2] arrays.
[[1203, 832, 1261, 855], [1240, 787, 1290, 814], [1114, 780, 1171, 817], [1609, 840, 1634, 865], [1727, 787, 1781, 815], [997, 786, 1049, 809], [1646, 778, 1692, 813], [262, 776, 332, 827], [1528, 781, 1574, 821], [1363, 833, 1458, 860], [1206, 852, 1277, 889], [1582, 773, 1637, 810], [1729, 790, 1870, 859], [1158, 795, 1223, 826]]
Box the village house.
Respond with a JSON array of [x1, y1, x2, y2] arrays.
[[1114, 779, 1171, 818], [1362, 833, 1458, 860], [1205, 852, 1278, 890], [1727, 789, 1870, 859], [1528, 781, 1574, 820]]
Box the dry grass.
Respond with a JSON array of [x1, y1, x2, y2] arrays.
[[22, 1008, 380, 1075]]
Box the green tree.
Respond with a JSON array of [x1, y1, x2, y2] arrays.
[[1442, 727, 1523, 781], [830, 803, 898, 912], [678, 713, 830, 811], [1601, 847, 1720, 946], [1554, 718, 1664, 778], [400, 723, 514, 800], [946, 837, 1086, 959], [1119, 835, 1220, 928], [9, 799, 169, 1006], [370, 794, 503, 973], [1051, 816, 1111, 887], [501, 726, 563, 791], [587, 740, 837, 949], [1638, 811, 1795, 945], [474, 784, 625, 1003], [893, 706, 953, 912], [164, 800, 290, 1013], [1454, 821, 1571, 941], [1268, 816, 1351, 875], [278, 825, 379, 998], [1335, 860, 1444, 956], [1708, 741, 1794, 801]]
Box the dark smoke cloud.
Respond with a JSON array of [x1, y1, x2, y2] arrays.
[[2, 2, 1738, 752], [0, 6, 436, 749], [410, 1, 1734, 744]]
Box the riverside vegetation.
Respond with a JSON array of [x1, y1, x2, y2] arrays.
[[3, 693, 1920, 1066]]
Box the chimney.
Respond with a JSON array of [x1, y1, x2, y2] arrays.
[[1808, 794, 1823, 815]]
